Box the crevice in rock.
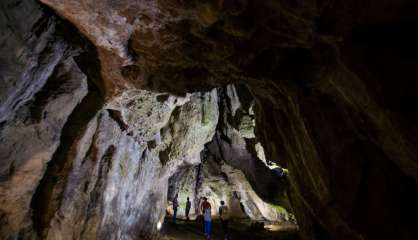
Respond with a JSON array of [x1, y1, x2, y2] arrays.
[[28, 60, 72, 124], [42, 3, 106, 97], [80, 144, 115, 235], [107, 109, 128, 131], [29, 9, 105, 237], [159, 147, 171, 165], [30, 81, 103, 237], [32, 13, 51, 38]]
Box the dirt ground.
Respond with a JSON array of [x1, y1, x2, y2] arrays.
[[159, 218, 298, 240]]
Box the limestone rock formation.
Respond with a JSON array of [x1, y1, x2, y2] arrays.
[[167, 159, 249, 221], [1, 0, 418, 240], [0, 0, 66, 124], [168, 154, 293, 223], [0, 1, 90, 237], [40, 89, 219, 239], [167, 84, 295, 225], [0, 57, 88, 239]]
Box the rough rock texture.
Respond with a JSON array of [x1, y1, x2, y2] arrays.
[[37, 1, 415, 239], [0, 1, 105, 238], [0, 57, 88, 238], [1, 0, 418, 240], [1, 2, 223, 238], [252, 65, 418, 240], [37, 0, 316, 93], [211, 85, 288, 202], [167, 84, 294, 223], [0, 1, 91, 238], [168, 153, 292, 223], [37, 89, 219, 239], [0, 0, 65, 124], [167, 159, 248, 221]]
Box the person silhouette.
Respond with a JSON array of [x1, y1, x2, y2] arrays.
[[219, 200, 230, 240], [185, 197, 191, 221], [172, 194, 178, 225]]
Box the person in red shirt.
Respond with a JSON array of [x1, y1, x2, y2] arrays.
[[200, 197, 212, 239]]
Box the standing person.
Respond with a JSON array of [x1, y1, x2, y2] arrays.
[[200, 197, 212, 239], [219, 200, 230, 240], [172, 194, 179, 225], [185, 197, 191, 222]]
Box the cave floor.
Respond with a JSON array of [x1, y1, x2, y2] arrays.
[[160, 218, 298, 240]]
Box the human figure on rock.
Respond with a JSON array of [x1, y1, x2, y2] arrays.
[[172, 194, 179, 225], [185, 197, 191, 222], [200, 197, 212, 239], [219, 200, 230, 240]]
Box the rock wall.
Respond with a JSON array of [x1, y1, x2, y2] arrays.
[[1, 1, 222, 238], [168, 156, 291, 223], [167, 84, 294, 223], [0, 56, 88, 238], [167, 158, 249, 221], [1, 0, 418, 240], [0, 0, 65, 124], [0, 1, 94, 238], [252, 58, 418, 240], [39, 89, 218, 239], [211, 85, 288, 203]]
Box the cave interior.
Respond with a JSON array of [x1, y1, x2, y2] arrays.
[[1, 0, 418, 239]]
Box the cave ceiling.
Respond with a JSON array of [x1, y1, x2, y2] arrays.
[[39, 0, 418, 95]]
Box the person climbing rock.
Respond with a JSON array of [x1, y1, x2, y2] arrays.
[[219, 200, 230, 240], [200, 197, 212, 239], [172, 194, 179, 225], [185, 197, 191, 221]]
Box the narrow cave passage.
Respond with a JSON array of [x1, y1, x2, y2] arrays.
[[160, 85, 298, 239]]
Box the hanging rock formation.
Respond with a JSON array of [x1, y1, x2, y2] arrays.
[[1, 0, 418, 240]]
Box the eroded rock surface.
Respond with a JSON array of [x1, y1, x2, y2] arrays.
[[0, 0, 65, 124], [0, 56, 88, 238], [1, 0, 418, 240], [40, 89, 218, 239], [0, 2, 91, 237], [167, 84, 295, 224], [168, 153, 293, 223]]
